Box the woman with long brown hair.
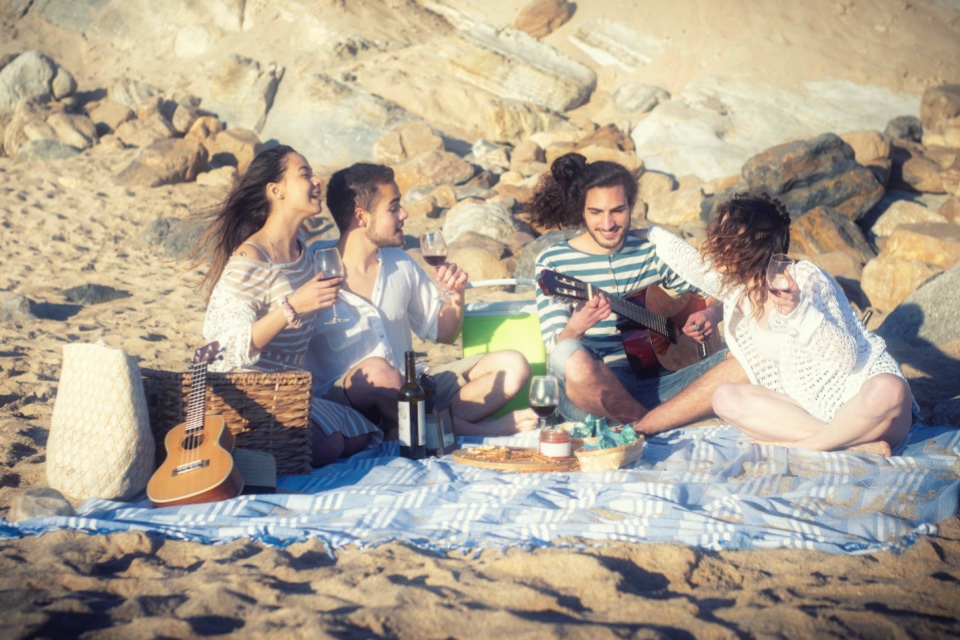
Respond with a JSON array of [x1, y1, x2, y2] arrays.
[[195, 144, 381, 467], [648, 191, 914, 455]]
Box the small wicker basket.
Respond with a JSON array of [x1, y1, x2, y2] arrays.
[[574, 437, 645, 472], [142, 369, 313, 476]]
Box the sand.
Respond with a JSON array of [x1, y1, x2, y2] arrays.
[[2, 0, 960, 637]]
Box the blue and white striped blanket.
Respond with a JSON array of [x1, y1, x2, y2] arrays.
[[4, 423, 959, 554]]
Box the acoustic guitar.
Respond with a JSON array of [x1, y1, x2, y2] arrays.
[[537, 269, 721, 376], [147, 342, 244, 507]]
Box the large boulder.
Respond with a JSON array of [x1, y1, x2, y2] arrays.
[[879, 222, 960, 269], [920, 84, 960, 147], [940, 197, 960, 224], [613, 83, 670, 114], [392, 150, 475, 195], [203, 128, 263, 173], [515, 228, 582, 281], [569, 19, 662, 72], [260, 73, 417, 168], [741, 133, 884, 221], [869, 200, 949, 238], [196, 54, 282, 133], [3, 98, 95, 156], [890, 140, 945, 193], [86, 100, 135, 136], [114, 114, 176, 148], [0, 51, 76, 116], [861, 257, 943, 313], [442, 200, 527, 244], [107, 78, 161, 109], [644, 187, 705, 227], [114, 139, 210, 187], [840, 130, 892, 184], [480, 99, 576, 145], [512, 0, 574, 39], [442, 25, 596, 113], [789, 206, 876, 265], [372, 123, 445, 165]]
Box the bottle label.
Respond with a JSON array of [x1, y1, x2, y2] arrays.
[[398, 402, 412, 448], [539, 441, 572, 458]]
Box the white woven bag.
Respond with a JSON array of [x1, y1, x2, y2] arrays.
[[47, 342, 155, 501]]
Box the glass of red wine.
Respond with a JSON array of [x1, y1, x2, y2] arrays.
[[313, 247, 349, 324], [420, 230, 453, 297], [528, 375, 559, 430], [765, 253, 796, 332]]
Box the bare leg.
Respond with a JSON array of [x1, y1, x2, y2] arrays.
[[633, 355, 750, 436], [564, 348, 649, 424], [711, 383, 823, 441], [448, 351, 538, 437], [342, 357, 403, 439], [310, 429, 344, 467], [751, 375, 912, 455]]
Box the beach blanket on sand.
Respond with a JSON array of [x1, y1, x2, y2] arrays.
[[3, 423, 959, 554]]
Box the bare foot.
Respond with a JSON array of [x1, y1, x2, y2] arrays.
[[476, 409, 539, 436]]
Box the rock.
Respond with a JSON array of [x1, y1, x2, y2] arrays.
[[7, 487, 76, 522], [920, 84, 960, 136], [108, 78, 161, 109], [442, 200, 527, 244], [171, 103, 200, 135], [13, 139, 80, 163], [939, 197, 960, 224], [184, 115, 224, 143], [114, 138, 210, 188], [577, 123, 634, 152], [515, 228, 582, 280], [933, 396, 960, 427], [569, 19, 662, 72], [175, 24, 219, 59], [63, 284, 131, 305], [0, 292, 36, 322], [638, 171, 677, 200], [879, 222, 960, 269], [261, 73, 416, 168], [575, 145, 644, 175], [372, 122, 445, 165], [543, 141, 577, 167], [0, 50, 75, 116], [87, 100, 135, 136], [470, 140, 511, 171], [511, 139, 545, 165], [891, 140, 944, 193], [884, 115, 923, 143], [448, 233, 515, 282], [742, 133, 884, 221], [631, 77, 919, 182], [45, 111, 97, 150], [492, 182, 535, 206], [197, 54, 283, 133], [645, 187, 705, 227], [789, 206, 876, 265], [393, 150, 475, 194], [444, 25, 596, 113], [861, 257, 943, 312], [3, 97, 46, 155], [480, 98, 576, 145], [145, 217, 207, 260], [840, 130, 892, 184], [401, 188, 442, 219], [877, 264, 960, 411], [196, 165, 237, 190], [613, 83, 670, 114], [203, 128, 263, 173], [114, 114, 176, 148], [799, 250, 868, 309], [513, 0, 574, 39], [939, 158, 960, 195], [869, 200, 948, 237]]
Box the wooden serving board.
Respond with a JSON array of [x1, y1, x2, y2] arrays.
[[451, 447, 579, 473]]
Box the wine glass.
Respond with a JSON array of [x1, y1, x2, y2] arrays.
[[313, 247, 349, 324], [528, 375, 559, 430], [420, 230, 453, 297], [765, 253, 796, 333]]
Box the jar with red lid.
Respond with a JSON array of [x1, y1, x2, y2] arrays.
[[539, 428, 572, 458]]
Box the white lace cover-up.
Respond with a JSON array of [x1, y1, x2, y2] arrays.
[[202, 244, 381, 442], [649, 226, 908, 422]]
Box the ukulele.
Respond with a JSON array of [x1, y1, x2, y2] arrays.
[[537, 269, 720, 376], [147, 342, 244, 507]]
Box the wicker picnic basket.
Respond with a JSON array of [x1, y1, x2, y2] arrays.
[[574, 437, 645, 472], [141, 369, 313, 476]]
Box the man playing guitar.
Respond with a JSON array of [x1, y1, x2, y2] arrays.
[[531, 153, 748, 435]]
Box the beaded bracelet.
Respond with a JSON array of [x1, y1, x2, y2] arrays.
[[279, 295, 302, 328]]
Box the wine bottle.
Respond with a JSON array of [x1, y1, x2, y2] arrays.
[[397, 351, 425, 460]]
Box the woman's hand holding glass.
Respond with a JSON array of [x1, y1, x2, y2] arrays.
[[765, 254, 801, 331]]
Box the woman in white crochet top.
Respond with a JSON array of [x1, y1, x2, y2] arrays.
[[648, 192, 914, 456]]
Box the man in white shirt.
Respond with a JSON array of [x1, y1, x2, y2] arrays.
[[306, 163, 537, 439]]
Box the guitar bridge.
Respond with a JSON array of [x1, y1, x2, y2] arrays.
[[172, 459, 211, 476]]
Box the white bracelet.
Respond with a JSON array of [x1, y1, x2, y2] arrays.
[[279, 295, 302, 328]]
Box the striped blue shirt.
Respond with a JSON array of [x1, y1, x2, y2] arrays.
[[535, 234, 697, 365]]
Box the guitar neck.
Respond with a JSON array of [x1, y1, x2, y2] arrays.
[[185, 362, 208, 433], [597, 286, 679, 342]]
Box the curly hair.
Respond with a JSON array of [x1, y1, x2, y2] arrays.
[[702, 191, 792, 318], [326, 163, 396, 232], [189, 144, 295, 302], [527, 153, 638, 229]]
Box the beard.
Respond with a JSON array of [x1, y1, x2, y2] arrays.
[[585, 224, 627, 251], [365, 222, 404, 248]]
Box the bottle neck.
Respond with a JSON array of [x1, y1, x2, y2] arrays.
[[404, 351, 417, 384]]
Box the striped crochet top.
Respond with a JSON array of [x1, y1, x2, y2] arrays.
[[534, 233, 698, 366], [203, 238, 317, 373]]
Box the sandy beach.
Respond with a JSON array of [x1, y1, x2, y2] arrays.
[[2, 1, 960, 637]]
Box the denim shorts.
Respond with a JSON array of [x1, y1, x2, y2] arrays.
[[546, 338, 728, 423]]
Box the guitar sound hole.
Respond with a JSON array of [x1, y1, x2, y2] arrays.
[[181, 434, 205, 450]]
